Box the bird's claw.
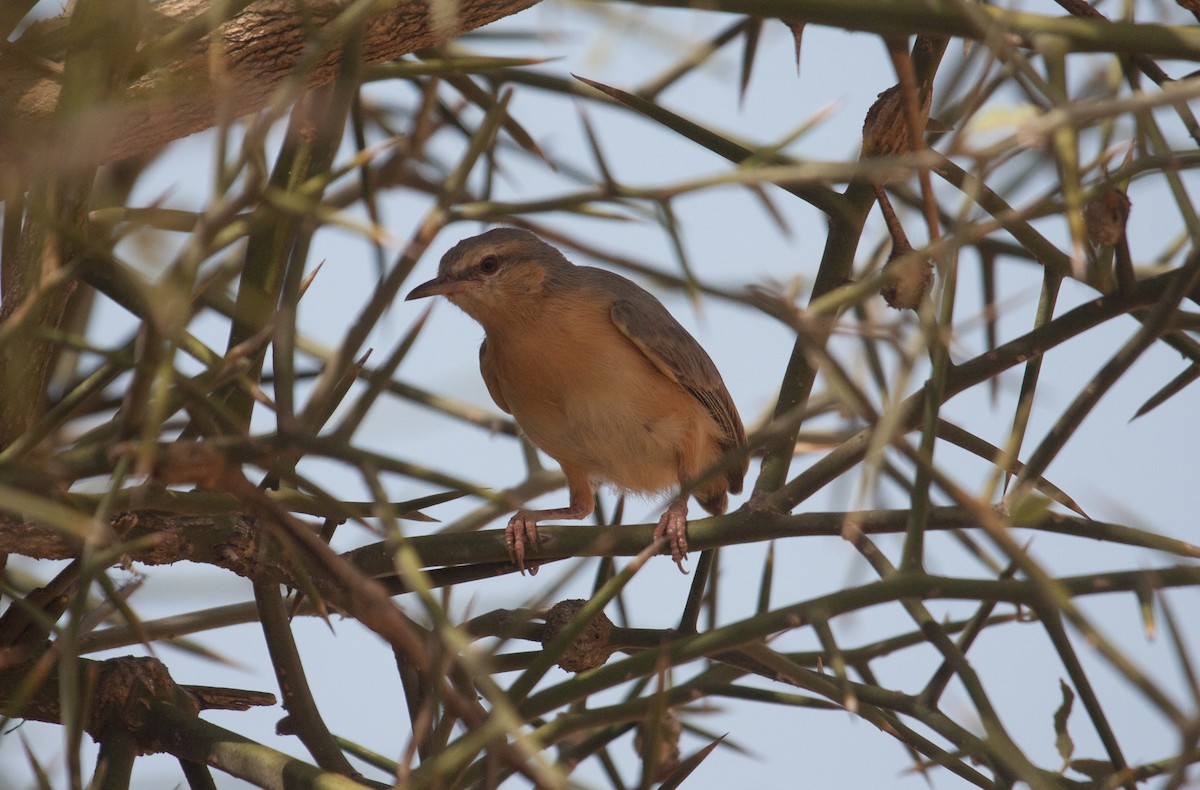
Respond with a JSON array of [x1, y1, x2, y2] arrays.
[[506, 511, 541, 576], [655, 502, 690, 575]]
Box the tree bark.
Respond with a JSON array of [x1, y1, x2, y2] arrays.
[[0, 0, 541, 173]]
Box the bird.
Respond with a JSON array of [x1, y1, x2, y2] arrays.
[[406, 228, 747, 574]]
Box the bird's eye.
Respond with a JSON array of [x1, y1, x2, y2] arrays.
[[479, 255, 500, 275]]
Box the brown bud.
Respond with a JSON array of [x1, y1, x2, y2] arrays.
[[1084, 187, 1131, 246], [880, 245, 934, 310], [541, 599, 614, 672], [635, 709, 682, 782], [862, 83, 932, 158], [90, 656, 200, 754], [1177, 0, 1200, 14]]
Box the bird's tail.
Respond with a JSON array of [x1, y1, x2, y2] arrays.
[[695, 487, 729, 516]]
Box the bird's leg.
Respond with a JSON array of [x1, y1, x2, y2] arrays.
[[507, 468, 594, 575], [655, 493, 691, 574]]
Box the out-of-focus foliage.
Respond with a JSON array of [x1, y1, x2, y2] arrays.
[[2, 0, 1199, 788]]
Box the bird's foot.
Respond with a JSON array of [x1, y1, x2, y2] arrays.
[[506, 510, 542, 576], [654, 500, 690, 574]]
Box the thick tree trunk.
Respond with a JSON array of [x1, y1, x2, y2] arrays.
[[0, 0, 541, 173]]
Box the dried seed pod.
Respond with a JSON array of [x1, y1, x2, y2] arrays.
[[862, 83, 932, 158], [541, 599, 614, 672], [1084, 187, 1131, 246], [635, 709, 682, 782], [880, 245, 934, 310]]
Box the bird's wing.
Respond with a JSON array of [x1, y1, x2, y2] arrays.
[[610, 297, 748, 465], [478, 338, 511, 414]]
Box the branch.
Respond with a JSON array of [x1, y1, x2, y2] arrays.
[[608, 0, 1200, 60], [0, 654, 273, 739], [2, 504, 1195, 583], [0, 0, 542, 172], [0, 654, 371, 789]]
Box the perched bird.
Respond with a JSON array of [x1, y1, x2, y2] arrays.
[[406, 228, 747, 573]]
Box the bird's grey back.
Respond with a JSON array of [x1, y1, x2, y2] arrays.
[[576, 267, 749, 492]]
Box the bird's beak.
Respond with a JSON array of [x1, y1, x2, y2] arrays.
[[405, 275, 476, 301]]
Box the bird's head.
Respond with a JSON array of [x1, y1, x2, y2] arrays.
[[405, 228, 571, 327]]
